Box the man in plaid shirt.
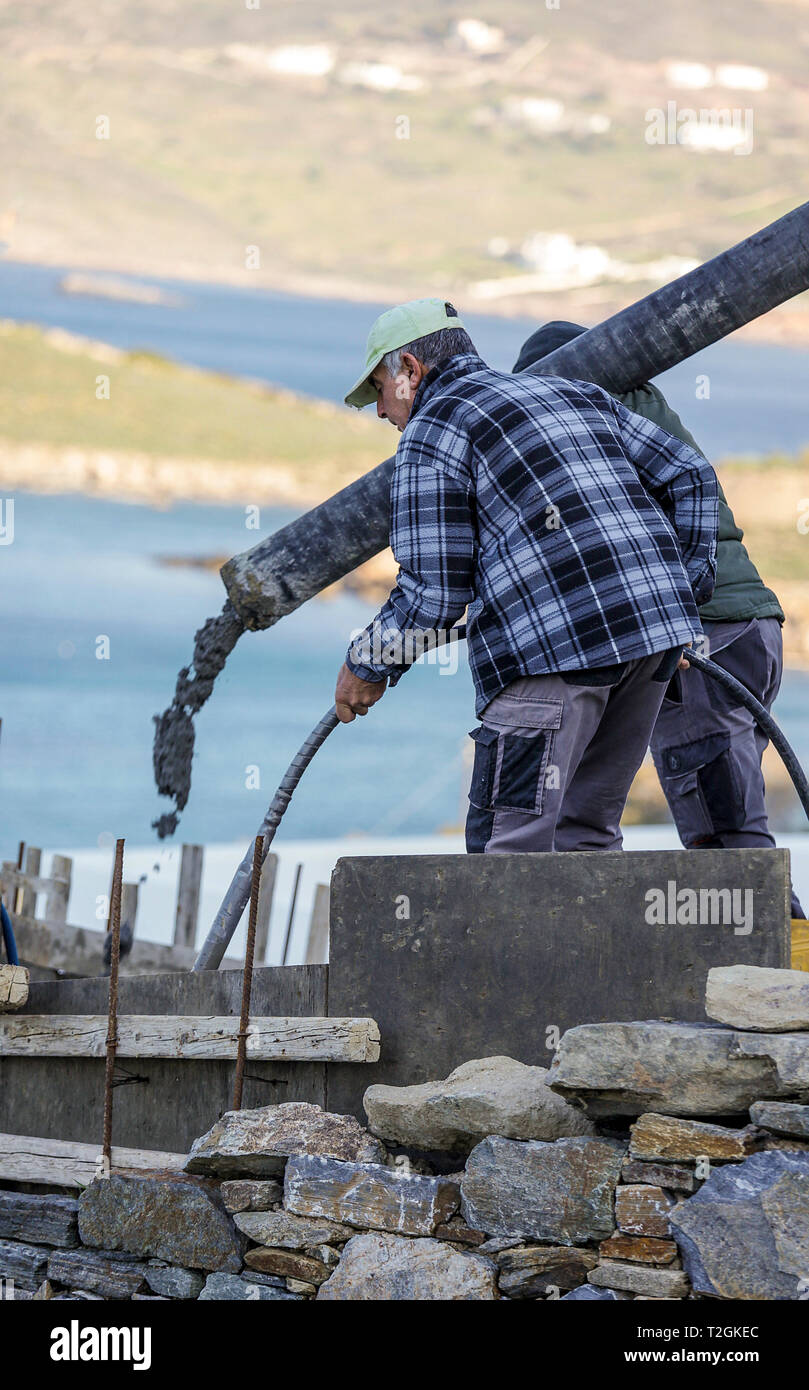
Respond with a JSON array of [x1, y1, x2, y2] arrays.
[[337, 298, 718, 853]]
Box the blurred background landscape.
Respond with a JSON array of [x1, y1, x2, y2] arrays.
[[1, 1, 807, 956]]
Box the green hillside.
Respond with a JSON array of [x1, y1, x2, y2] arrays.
[[0, 322, 385, 488], [1, 1, 807, 323]]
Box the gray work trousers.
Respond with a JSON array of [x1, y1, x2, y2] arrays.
[[465, 655, 667, 854], [649, 616, 804, 918]]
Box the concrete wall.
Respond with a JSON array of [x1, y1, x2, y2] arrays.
[[325, 849, 791, 1118]]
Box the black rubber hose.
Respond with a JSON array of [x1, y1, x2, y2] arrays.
[[193, 631, 809, 971], [685, 648, 809, 822], [192, 626, 468, 970], [1, 901, 19, 966], [193, 707, 340, 970]]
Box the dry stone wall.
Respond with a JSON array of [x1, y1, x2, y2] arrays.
[[1, 968, 808, 1301]]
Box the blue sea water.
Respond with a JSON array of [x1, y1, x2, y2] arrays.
[[1, 492, 477, 847]]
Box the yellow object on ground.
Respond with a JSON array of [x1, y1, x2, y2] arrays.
[[791, 920, 809, 972]]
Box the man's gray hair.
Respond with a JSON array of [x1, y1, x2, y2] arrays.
[[382, 325, 477, 378]]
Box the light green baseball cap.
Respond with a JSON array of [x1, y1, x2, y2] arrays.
[[344, 297, 466, 408]]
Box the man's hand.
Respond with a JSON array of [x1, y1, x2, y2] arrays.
[[679, 642, 693, 671], [335, 663, 388, 723]]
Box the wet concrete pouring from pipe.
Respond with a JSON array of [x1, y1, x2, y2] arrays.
[[151, 600, 245, 838]]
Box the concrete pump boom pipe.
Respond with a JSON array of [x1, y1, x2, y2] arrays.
[[153, 199, 809, 837], [220, 199, 809, 632]]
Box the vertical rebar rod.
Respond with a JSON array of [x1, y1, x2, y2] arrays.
[[102, 838, 125, 1167], [232, 835, 263, 1112], [13, 841, 24, 916], [281, 862, 303, 966]]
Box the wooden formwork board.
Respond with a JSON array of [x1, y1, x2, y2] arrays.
[[0, 1013, 380, 1062]]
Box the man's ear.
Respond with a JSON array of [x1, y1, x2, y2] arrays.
[[401, 352, 426, 387]]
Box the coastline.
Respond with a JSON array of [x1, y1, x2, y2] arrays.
[[0, 438, 336, 509], [9, 249, 809, 350]]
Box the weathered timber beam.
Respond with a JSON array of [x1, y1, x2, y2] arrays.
[[10, 915, 242, 977], [0, 965, 29, 1012], [0, 1133, 187, 1189], [1, 865, 70, 899], [0, 1014, 381, 1062]]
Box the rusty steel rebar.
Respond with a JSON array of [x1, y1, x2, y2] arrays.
[[101, 838, 125, 1168], [232, 834, 263, 1111]]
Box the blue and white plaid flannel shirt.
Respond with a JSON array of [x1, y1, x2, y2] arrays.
[[346, 353, 717, 715]]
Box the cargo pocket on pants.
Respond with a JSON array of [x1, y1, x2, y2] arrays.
[[659, 731, 746, 843], [467, 698, 562, 822], [487, 695, 562, 816]]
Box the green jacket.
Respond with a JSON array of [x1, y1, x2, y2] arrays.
[[618, 382, 783, 624]]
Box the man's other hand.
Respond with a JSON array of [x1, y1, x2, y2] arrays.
[[335, 663, 388, 723]]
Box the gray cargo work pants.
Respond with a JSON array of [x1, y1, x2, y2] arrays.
[[649, 616, 804, 918], [465, 654, 667, 854]]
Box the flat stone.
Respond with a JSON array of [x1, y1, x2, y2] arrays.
[[630, 1114, 759, 1164], [588, 1260, 690, 1298], [730, 1033, 809, 1090], [0, 1238, 50, 1291], [232, 1209, 352, 1250], [0, 1191, 79, 1248], [549, 1021, 809, 1117], [460, 1135, 624, 1244], [615, 1185, 675, 1237], [363, 1055, 595, 1155], [561, 1284, 627, 1300], [750, 1102, 809, 1139], [186, 1102, 385, 1178], [199, 1272, 301, 1301], [286, 1278, 317, 1295], [243, 1247, 331, 1284], [78, 1173, 243, 1272], [144, 1263, 204, 1299], [317, 1233, 499, 1300], [0, 963, 28, 1010], [476, 1237, 523, 1255], [496, 1245, 598, 1299], [285, 1155, 459, 1237], [240, 1271, 286, 1289], [308, 1244, 340, 1268], [433, 1216, 487, 1247], [621, 1159, 697, 1192], [48, 1248, 148, 1299], [762, 1171, 809, 1280], [706, 966, 809, 1031], [51, 1289, 104, 1300], [220, 1179, 283, 1213], [670, 1150, 809, 1299], [598, 1235, 679, 1265]]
